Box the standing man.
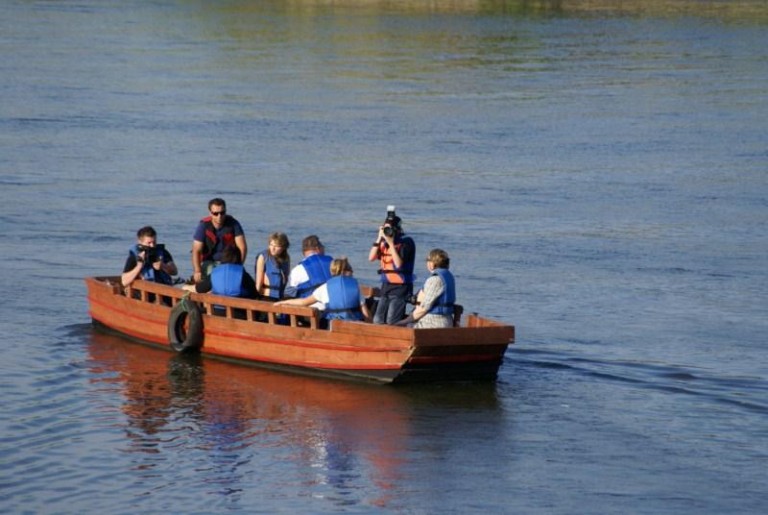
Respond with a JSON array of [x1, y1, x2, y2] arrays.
[[191, 197, 247, 284], [284, 235, 333, 301], [368, 206, 416, 324]]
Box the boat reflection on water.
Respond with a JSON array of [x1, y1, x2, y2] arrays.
[[86, 329, 503, 505]]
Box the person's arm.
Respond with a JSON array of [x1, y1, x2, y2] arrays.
[[191, 240, 204, 283], [121, 252, 145, 287], [360, 297, 372, 322], [275, 295, 317, 307], [255, 253, 266, 292], [235, 235, 247, 265], [161, 260, 178, 277], [410, 276, 443, 322], [159, 249, 178, 277], [387, 237, 403, 269], [283, 264, 307, 298], [368, 229, 382, 262], [183, 276, 211, 293]]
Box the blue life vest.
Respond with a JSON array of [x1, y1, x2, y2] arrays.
[[427, 268, 456, 315], [296, 254, 333, 298], [259, 249, 290, 299], [129, 246, 172, 285], [211, 263, 245, 297], [324, 276, 363, 321]]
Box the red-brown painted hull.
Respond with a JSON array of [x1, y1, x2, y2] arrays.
[[85, 276, 514, 383]]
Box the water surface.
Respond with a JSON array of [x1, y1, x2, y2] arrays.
[[1, 1, 767, 513]]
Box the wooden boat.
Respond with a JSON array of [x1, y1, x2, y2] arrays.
[[85, 276, 514, 384]]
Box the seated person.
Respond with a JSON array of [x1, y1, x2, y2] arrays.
[[183, 246, 256, 299], [254, 232, 291, 300], [401, 248, 456, 329], [276, 257, 371, 324], [121, 225, 178, 287], [283, 235, 333, 307]]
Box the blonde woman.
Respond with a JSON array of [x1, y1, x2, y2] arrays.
[[254, 232, 290, 299], [276, 257, 370, 323]]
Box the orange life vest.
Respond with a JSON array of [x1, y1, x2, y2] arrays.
[[378, 238, 415, 284]]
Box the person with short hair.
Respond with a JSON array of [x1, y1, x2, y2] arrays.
[[404, 248, 456, 329], [191, 198, 247, 283], [283, 235, 333, 302], [121, 225, 177, 287], [276, 257, 370, 323], [254, 232, 291, 300]]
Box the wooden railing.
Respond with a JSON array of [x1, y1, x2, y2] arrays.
[[104, 276, 475, 331], [119, 277, 321, 329]]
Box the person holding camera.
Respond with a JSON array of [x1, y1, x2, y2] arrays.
[[368, 206, 416, 324], [121, 225, 178, 287]]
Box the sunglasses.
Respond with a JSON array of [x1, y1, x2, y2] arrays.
[[210, 211, 226, 216]]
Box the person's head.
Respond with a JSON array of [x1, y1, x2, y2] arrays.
[[268, 232, 290, 260], [221, 245, 242, 264], [136, 226, 158, 247], [302, 235, 325, 256], [426, 248, 450, 269], [330, 257, 353, 277], [208, 198, 227, 226], [382, 211, 403, 237]]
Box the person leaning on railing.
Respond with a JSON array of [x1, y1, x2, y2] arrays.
[[275, 257, 371, 326]]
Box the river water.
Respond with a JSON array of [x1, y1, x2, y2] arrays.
[[1, 1, 767, 513]]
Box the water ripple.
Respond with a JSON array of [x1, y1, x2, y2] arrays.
[[510, 348, 768, 414]]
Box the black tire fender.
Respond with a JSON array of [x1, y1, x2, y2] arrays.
[[168, 296, 203, 353]]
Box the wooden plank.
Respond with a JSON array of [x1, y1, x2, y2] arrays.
[[413, 326, 514, 347]]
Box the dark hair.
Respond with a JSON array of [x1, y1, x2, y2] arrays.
[[208, 197, 226, 211], [136, 226, 157, 239], [221, 245, 242, 264], [302, 235, 323, 252], [383, 214, 403, 237]]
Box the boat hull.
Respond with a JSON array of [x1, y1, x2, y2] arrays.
[[85, 276, 514, 384]]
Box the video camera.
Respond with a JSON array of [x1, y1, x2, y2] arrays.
[[138, 243, 165, 263]]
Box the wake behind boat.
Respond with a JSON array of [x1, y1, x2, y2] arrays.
[[85, 276, 514, 384]]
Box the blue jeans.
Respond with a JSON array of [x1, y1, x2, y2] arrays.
[[373, 283, 412, 325]]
